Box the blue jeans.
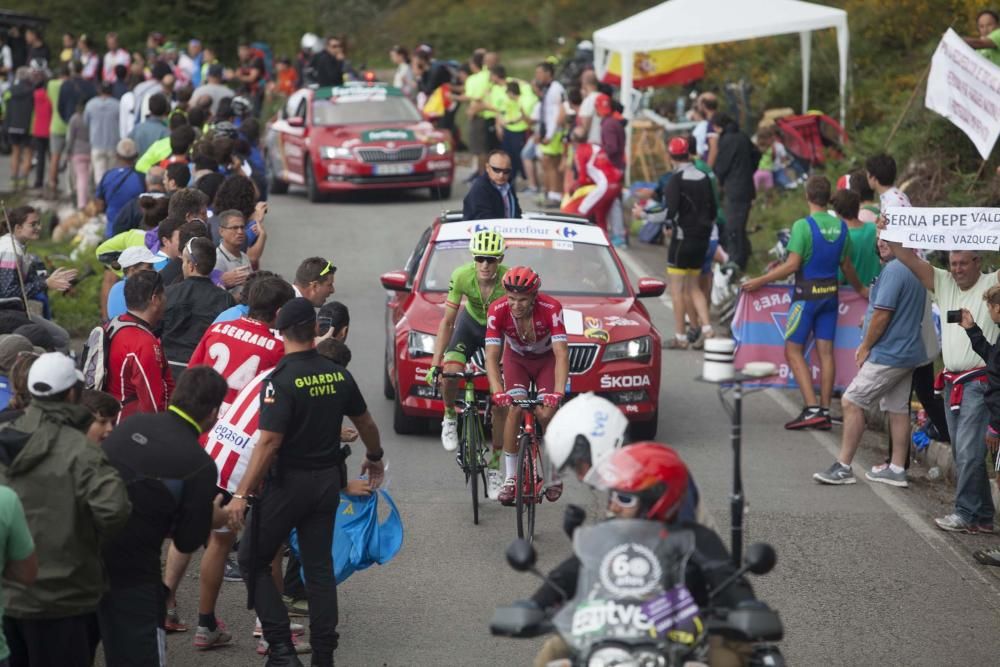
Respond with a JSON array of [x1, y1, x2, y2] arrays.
[[944, 381, 994, 525]]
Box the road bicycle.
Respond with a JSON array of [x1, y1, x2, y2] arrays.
[[512, 396, 547, 543], [441, 367, 491, 525]]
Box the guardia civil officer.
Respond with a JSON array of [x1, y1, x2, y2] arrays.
[[227, 297, 384, 667]]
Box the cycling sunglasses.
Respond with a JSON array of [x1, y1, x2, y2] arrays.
[[610, 490, 639, 508], [474, 256, 499, 264], [319, 261, 337, 277], [488, 164, 512, 176]]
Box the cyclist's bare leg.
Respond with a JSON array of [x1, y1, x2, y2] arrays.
[[504, 405, 522, 454], [537, 406, 559, 484], [490, 404, 507, 450], [440, 360, 464, 414]]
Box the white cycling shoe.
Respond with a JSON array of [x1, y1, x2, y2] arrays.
[[441, 417, 459, 451]]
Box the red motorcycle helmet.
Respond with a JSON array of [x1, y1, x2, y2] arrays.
[[502, 266, 541, 293], [587, 442, 689, 522]]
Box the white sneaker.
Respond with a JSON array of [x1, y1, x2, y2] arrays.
[[441, 417, 459, 451]]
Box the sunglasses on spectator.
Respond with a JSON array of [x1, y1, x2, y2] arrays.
[[488, 164, 512, 176], [221, 224, 247, 231], [318, 261, 337, 278], [610, 491, 639, 508], [474, 256, 499, 264]]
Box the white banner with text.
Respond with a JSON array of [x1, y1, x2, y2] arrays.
[[925, 28, 1000, 159], [881, 206, 1000, 250]]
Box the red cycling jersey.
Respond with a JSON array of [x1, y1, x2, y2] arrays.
[[188, 317, 284, 408], [485, 293, 567, 359]]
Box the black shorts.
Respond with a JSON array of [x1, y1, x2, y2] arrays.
[[468, 116, 488, 154], [486, 117, 501, 151], [667, 232, 710, 275], [444, 309, 486, 365], [7, 132, 29, 147]]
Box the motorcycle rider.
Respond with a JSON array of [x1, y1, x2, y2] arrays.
[[526, 443, 759, 667]]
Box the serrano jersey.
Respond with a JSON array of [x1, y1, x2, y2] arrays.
[[485, 293, 567, 358], [188, 317, 284, 408], [204, 369, 269, 492]]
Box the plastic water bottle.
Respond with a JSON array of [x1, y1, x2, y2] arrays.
[[927, 466, 942, 481]]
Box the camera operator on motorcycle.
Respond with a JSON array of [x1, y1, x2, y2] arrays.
[[545, 392, 715, 530], [525, 443, 763, 667], [485, 266, 569, 506], [425, 230, 509, 453]]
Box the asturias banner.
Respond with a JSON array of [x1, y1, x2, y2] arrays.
[[731, 286, 867, 391]]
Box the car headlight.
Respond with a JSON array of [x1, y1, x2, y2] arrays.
[[407, 331, 436, 358], [602, 336, 652, 363], [320, 146, 353, 159], [587, 646, 664, 667], [430, 141, 451, 156]]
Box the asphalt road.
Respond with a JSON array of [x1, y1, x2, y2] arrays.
[[104, 178, 1000, 667]]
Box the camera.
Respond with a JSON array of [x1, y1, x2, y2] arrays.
[[946, 310, 962, 324]]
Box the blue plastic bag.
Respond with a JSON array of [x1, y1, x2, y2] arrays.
[[289, 489, 404, 584]]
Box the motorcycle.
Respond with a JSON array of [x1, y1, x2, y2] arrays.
[[490, 519, 784, 667]]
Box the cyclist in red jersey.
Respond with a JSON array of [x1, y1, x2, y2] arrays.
[[485, 266, 570, 506], [188, 276, 294, 411]]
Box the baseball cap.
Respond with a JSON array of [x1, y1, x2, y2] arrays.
[[118, 245, 159, 269], [275, 297, 317, 331], [0, 334, 41, 374], [28, 352, 84, 397], [668, 136, 689, 158], [116, 138, 138, 159], [13, 324, 56, 352]]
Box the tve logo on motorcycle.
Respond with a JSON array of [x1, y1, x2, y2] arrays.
[[599, 543, 662, 597], [571, 600, 653, 636]]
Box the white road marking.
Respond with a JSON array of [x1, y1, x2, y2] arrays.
[[621, 245, 1000, 610]]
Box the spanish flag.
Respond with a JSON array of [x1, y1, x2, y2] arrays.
[[422, 84, 453, 120], [602, 46, 705, 89]]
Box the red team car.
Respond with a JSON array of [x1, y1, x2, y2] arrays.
[[381, 213, 666, 439], [266, 83, 455, 202]]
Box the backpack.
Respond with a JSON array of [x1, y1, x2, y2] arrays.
[[81, 317, 141, 391]]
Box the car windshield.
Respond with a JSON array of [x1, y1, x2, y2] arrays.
[[421, 240, 627, 296], [313, 97, 421, 126]]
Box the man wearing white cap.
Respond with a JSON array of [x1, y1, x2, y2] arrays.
[[106, 245, 159, 321], [0, 352, 130, 667]]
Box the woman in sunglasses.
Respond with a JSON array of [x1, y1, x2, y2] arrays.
[[525, 442, 763, 667]]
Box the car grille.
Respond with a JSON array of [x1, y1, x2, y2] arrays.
[[470, 344, 599, 375], [332, 173, 437, 185], [356, 146, 425, 163]]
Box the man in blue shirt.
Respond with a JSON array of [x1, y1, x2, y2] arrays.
[[95, 139, 145, 238], [813, 234, 928, 488], [0, 334, 39, 408], [106, 246, 159, 321]]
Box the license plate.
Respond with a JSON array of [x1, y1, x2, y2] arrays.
[[374, 163, 414, 175]]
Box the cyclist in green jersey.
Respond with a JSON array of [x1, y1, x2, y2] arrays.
[[425, 230, 509, 451]]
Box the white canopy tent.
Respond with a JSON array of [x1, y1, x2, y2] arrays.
[[593, 0, 850, 127]]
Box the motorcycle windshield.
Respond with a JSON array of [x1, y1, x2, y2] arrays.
[[552, 519, 697, 656]]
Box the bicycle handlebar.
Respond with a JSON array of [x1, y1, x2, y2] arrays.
[[441, 370, 488, 380], [511, 398, 545, 408]]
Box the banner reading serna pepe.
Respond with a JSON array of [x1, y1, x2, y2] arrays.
[[731, 286, 867, 391], [880, 206, 1000, 250]]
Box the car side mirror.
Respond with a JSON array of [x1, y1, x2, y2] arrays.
[[636, 277, 666, 298], [287, 116, 305, 128], [506, 539, 537, 572], [380, 270, 409, 292], [744, 542, 777, 575]]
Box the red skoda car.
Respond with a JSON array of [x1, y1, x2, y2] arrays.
[[381, 212, 666, 438], [266, 83, 454, 202]]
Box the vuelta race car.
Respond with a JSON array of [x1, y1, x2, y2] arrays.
[[381, 212, 666, 439], [266, 82, 455, 202]]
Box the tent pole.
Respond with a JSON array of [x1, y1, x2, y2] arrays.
[[838, 20, 850, 128], [621, 50, 634, 185], [800, 31, 811, 114]]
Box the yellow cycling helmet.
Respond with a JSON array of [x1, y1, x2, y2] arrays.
[[469, 230, 506, 257]]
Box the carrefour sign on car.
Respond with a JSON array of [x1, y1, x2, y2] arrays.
[[436, 220, 609, 246]]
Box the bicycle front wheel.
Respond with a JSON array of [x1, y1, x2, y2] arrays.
[[464, 410, 483, 525], [515, 433, 537, 542]]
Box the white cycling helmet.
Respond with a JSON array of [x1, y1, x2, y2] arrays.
[[546, 392, 629, 478], [301, 33, 322, 54]]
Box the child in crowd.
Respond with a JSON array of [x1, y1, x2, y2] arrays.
[[753, 126, 794, 192], [832, 189, 880, 287], [81, 389, 121, 443]]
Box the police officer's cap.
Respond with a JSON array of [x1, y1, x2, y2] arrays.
[[275, 297, 317, 330]]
